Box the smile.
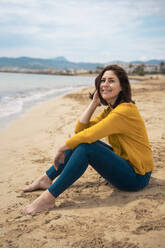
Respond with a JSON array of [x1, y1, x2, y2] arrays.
[[101, 90, 112, 93]]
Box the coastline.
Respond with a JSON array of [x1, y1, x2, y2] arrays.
[[0, 73, 141, 132], [1, 69, 163, 79], [0, 77, 165, 247], [0, 72, 96, 131], [0, 85, 92, 132], [0, 69, 97, 77]]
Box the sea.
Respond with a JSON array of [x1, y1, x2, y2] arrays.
[[0, 72, 95, 130]]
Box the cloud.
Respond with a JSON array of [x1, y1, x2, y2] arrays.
[[0, 0, 165, 61]]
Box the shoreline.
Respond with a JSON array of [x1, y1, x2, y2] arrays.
[[0, 75, 141, 132], [0, 77, 165, 247], [0, 85, 92, 132], [1, 69, 163, 79], [0, 70, 97, 77]]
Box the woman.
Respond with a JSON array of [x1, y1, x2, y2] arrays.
[[21, 65, 154, 214]]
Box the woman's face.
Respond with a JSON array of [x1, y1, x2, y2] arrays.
[[99, 70, 122, 105]]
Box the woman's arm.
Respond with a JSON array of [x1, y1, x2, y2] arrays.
[[53, 92, 101, 169], [66, 105, 129, 150], [54, 92, 100, 169], [74, 91, 106, 134], [79, 91, 101, 124], [79, 101, 99, 124]]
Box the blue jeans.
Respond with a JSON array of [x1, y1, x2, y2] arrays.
[[46, 140, 152, 198]]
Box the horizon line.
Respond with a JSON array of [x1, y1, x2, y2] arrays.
[[0, 56, 165, 64]]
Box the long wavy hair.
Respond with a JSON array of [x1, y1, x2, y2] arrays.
[[89, 64, 135, 108]]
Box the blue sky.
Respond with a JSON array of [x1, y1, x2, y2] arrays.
[[0, 0, 165, 62]]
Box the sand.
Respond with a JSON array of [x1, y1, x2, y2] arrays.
[[0, 76, 165, 248]]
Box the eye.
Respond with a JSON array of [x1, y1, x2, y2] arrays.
[[100, 78, 115, 84], [100, 79, 105, 83]]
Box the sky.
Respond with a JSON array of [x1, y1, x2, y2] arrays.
[[0, 0, 165, 62]]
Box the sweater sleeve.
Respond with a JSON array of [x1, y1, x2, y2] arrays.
[[66, 110, 127, 150], [74, 108, 110, 134]]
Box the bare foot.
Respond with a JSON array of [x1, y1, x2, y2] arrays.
[[23, 174, 52, 192], [21, 190, 55, 214]]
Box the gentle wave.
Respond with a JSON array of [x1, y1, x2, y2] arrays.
[[0, 87, 74, 118]]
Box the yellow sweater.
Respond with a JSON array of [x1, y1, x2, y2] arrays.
[[66, 102, 154, 175]]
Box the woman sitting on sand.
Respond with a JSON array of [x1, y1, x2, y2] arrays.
[[21, 65, 154, 214]]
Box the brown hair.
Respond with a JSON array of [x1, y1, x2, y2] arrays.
[[90, 64, 135, 108]]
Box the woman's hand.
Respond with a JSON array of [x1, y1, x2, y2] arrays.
[[53, 150, 65, 170], [53, 144, 69, 170], [92, 90, 101, 106]]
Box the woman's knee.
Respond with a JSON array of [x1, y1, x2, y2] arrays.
[[75, 143, 97, 154], [74, 142, 98, 156], [75, 143, 90, 151]]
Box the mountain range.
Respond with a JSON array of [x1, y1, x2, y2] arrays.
[[0, 56, 164, 70]]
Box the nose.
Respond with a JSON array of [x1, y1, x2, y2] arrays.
[[102, 79, 110, 87]]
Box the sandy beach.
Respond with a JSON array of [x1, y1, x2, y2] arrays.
[[0, 75, 165, 248]]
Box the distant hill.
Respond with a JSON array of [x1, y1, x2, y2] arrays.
[[0, 56, 104, 70], [109, 60, 165, 65], [128, 60, 165, 65], [0, 56, 164, 70]]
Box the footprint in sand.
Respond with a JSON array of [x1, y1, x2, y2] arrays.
[[133, 217, 165, 234], [58, 200, 75, 208], [109, 241, 139, 248], [144, 192, 165, 202], [16, 192, 40, 200], [44, 214, 61, 224], [73, 238, 139, 248], [72, 237, 105, 248], [133, 207, 152, 220]]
